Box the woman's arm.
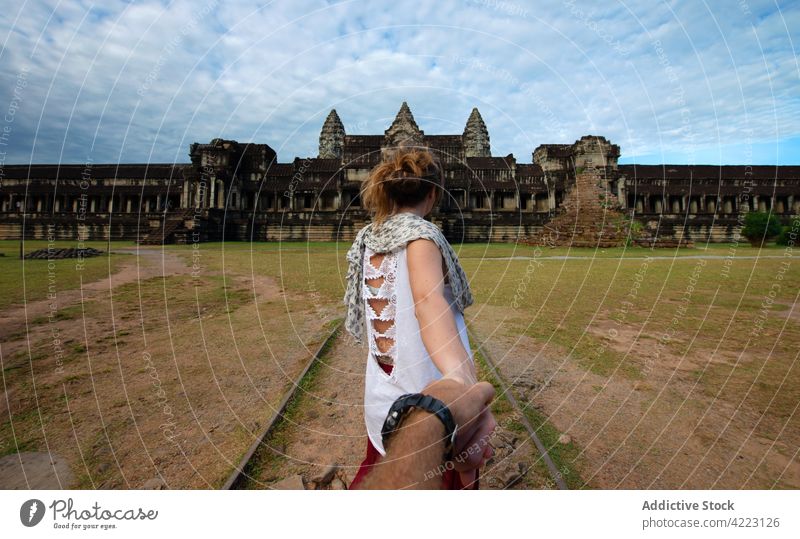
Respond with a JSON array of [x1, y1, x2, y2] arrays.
[[407, 238, 477, 385]]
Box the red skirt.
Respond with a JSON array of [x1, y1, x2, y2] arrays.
[[348, 361, 478, 490]]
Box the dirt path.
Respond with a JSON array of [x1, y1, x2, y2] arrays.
[[245, 329, 558, 490], [0, 248, 186, 341], [244, 328, 367, 489], [1, 247, 341, 489], [468, 305, 800, 489]]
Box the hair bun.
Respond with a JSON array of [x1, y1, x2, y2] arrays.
[[386, 173, 421, 196], [361, 147, 444, 224]]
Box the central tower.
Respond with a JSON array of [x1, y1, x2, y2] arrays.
[[383, 101, 425, 150]]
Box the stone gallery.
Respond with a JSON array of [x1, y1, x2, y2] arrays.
[[1, 102, 797, 244]]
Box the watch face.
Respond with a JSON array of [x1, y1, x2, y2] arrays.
[[382, 403, 408, 443], [383, 393, 456, 455]]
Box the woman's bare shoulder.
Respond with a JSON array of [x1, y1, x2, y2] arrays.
[[406, 238, 439, 255], [406, 238, 444, 272]]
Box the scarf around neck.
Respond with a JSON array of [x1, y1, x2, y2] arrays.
[[343, 212, 474, 344]]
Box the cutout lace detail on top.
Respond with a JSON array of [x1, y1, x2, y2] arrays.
[[363, 246, 398, 366]]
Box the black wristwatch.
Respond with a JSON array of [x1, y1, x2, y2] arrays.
[[381, 393, 458, 461]]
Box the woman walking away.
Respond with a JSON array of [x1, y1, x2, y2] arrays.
[[343, 147, 491, 489]]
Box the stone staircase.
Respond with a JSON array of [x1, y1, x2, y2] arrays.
[[525, 169, 631, 248], [632, 232, 694, 249], [137, 209, 193, 245]]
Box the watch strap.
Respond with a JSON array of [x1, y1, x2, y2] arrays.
[[381, 393, 457, 460]]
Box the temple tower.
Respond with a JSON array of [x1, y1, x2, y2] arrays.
[[318, 109, 345, 159], [462, 107, 490, 157], [384, 101, 425, 149]]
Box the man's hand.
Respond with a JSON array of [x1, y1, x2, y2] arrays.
[[421, 378, 497, 472], [358, 378, 496, 489]]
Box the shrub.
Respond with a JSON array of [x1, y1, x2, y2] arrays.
[[776, 216, 800, 246], [625, 219, 644, 247], [741, 211, 782, 246]]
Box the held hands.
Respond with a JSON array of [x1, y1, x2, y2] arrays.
[[421, 378, 497, 473]]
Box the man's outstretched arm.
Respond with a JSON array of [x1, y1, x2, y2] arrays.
[[359, 380, 496, 489]]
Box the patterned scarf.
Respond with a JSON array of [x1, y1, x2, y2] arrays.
[[343, 212, 474, 344]]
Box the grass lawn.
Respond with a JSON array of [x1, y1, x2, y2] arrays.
[[166, 240, 798, 414], [165, 239, 793, 299], [0, 240, 132, 310], [1, 239, 795, 489]]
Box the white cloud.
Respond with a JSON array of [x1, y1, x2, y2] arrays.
[[0, 0, 797, 165]]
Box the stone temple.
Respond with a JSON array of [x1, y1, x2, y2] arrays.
[[1, 102, 798, 244]]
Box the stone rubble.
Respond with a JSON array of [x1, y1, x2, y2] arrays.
[[23, 247, 104, 260]]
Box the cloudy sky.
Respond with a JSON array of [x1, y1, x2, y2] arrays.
[[1, 0, 798, 166]]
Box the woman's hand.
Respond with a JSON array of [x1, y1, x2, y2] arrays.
[[422, 378, 497, 473]]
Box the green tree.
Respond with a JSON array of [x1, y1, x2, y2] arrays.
[[741, 211, 782, 246]]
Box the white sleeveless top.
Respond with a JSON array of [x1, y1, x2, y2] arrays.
[[362, 244, 473, 455]]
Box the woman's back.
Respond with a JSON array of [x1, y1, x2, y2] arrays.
[[344, 147, 479, 489], [361, 243, 471, 455]]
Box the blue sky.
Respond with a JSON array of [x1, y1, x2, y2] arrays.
[[0, 0, 797, 165]]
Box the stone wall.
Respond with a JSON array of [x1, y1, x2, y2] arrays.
[[1, 111, 797, 245]]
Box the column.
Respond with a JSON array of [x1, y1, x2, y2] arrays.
[[181, 179, 189, 208], [217, 181, 225, 209], [208, 180, 215, 209]]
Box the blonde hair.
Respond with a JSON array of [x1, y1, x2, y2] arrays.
[[361, 148, 444, 225]]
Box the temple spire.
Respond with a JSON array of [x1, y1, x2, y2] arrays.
[[463, 107, 490, 157], [384, 101, 425, 149], [318, 109, 345, 159]]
